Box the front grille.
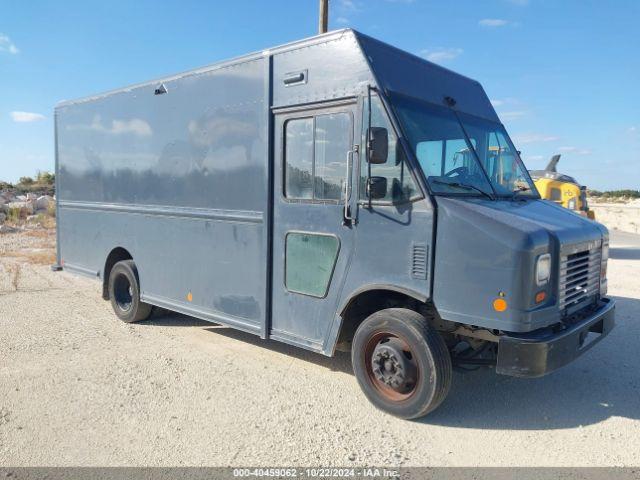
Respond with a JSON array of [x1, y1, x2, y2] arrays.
[[559, 242, 602, 312]]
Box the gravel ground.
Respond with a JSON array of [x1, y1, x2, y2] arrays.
[[0, 229, 639, 467]]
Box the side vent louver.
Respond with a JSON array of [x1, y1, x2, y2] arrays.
[[411, 244, 428, 280]]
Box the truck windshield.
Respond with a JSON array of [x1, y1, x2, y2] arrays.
[[391, 94, 538, 199]]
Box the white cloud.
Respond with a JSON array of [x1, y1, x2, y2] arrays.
[[68, 115, 152, 137], [10, 111, 45, 123], [491, 97, 521, 108], [338, 0, 359, 11], [498, 110, 528, 120], [558, 146, 592, 155], [511, 133, 559, 144], [420, 47, 463, 63], [479, 18, 509, 27], [628, 126, 638, 134], [334, 0, 360, 25], [0, 33, 19, 55], [524, 154, 544, 162]]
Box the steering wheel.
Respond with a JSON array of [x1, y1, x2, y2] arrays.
[[444, 166, 468, 178]]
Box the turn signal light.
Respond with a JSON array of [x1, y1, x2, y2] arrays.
[[535, 291, 546, 304], [493, 298, 508, 312]]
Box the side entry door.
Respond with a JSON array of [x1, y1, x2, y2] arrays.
[[271, 102, 358, 351]]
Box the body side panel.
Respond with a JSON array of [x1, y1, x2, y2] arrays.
[[56, 57, 269, 330]]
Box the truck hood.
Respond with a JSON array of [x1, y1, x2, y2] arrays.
[[435, 197, 607, 249]]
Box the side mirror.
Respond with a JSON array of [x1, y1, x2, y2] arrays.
[[367, 127, 388, 164], [367, 176, 388, 200]]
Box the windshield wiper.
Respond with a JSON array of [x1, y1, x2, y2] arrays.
[[432, 179, 494, 200]]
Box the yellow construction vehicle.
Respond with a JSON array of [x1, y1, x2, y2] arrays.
[[529, 155, 595, 219]]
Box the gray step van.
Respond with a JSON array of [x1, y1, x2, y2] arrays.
[[54, 29, 615, 418]]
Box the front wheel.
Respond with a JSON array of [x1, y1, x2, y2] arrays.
[[108, 260, 152, 323], [351, 308, 452, 419]]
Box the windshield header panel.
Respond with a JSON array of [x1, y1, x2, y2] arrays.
[[356, 32, 500, 123]]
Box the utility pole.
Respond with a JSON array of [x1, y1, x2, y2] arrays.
[[319, 0, 329, 34]]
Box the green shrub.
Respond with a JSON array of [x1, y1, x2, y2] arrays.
[[36, 171, 55, 185], [588, 189, 640, 199], [18, 176, 34, 186]]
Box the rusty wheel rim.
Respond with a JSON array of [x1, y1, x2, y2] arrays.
[[364, 331, 420, 402]]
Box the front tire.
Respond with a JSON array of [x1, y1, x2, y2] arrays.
[[351, 308, 452, 419], [108, 260, 152, 323]]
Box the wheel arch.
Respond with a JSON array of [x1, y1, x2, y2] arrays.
[[335, 284, 433, 352], [102, 247, 133, 300]]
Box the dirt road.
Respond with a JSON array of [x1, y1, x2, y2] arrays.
[[1, 229, 639, 467]]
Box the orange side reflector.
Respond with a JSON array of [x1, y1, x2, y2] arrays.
[[187, 292, 193, 302], [493, 298, 507, 312], [535, 291, 546, 303]]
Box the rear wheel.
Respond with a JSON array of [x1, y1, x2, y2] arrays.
[[351, 308, 452, 419], [108, 260, 152, 323]]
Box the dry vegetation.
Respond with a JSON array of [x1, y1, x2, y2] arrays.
[[23, 229, 54, 239], [0, 223, 56, 296], [4, 248, 57, 265], [0, 221, 56, 266], [3, 211, 56, 229]]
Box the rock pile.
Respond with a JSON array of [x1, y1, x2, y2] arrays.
[[0, 190, 55, 224]]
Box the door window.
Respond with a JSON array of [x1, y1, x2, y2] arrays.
[[284, 118, 314, 199], [285, 233, 340, 297], [550, 187, 562, 202], [284, 112, 351, 202]]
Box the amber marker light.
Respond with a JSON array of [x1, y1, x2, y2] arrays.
[[535, 291, 546, 304], [493, 298, 507, 312]]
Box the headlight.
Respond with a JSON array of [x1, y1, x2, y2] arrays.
[[536, 253, 551, 286], [567, 198, 577, 210]]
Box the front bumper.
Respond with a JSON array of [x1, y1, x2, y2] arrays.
[[496, 297, 615, 377]]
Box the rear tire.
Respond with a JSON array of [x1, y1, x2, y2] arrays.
[[108, 260, 152, 323], [351, 308, 452, 419]]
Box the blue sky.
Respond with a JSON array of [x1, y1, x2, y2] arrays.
[[1, 0, 638, 190]]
